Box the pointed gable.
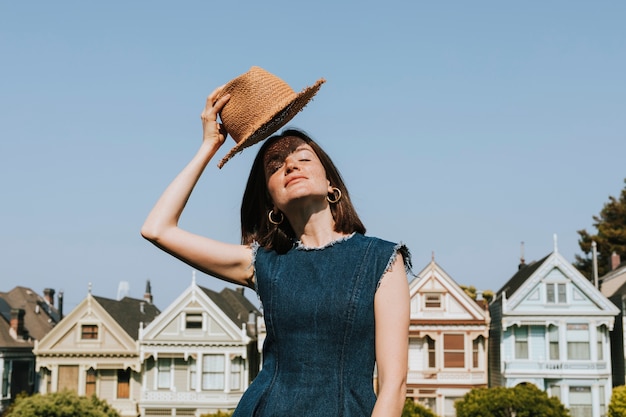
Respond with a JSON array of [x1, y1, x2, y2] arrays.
[[35, 292, 158, 358], [139, 280, 260, 345], [409, 260, 489, 324], [498, 250, 619, 322]]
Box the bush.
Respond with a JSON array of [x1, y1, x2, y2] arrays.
[[609, 385, 626, 417], [402, 398, 438, 417], [455, 384, 570, 417], [4, 390, 120, 417]]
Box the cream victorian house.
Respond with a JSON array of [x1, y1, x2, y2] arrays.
[[138, 274, 261, 417], [34, 284, 159, 417], [407, 257, 490, 417]]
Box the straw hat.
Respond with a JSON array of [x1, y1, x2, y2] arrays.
[[216, 66, 325, 168]]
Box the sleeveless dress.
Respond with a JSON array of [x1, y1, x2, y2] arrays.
[[232, 233, 410, 417]]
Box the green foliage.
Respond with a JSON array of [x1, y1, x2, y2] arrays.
[[609, 385, 626, 417], [482, 290, 494, 303], [402, 398, 438, 417], [459, 285, 494, 304], [4, 390, 120, 417], [200, 411, 234, 417], [574, 178, 626, 279], [455, 384, 570, 417]]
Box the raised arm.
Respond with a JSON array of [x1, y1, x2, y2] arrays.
[[372, 253, 410, 417], [141, 87, 254, 288]]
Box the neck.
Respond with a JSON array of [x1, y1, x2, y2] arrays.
[[282, 200, 344, 248]]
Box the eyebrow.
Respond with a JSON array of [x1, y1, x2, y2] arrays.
[[293, 145, 314, 153]]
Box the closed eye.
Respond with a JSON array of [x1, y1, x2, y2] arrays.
[[266, 160, 284, 175]]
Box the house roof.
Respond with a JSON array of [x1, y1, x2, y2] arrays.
[[92, 295, 160, 340], [0, 286, 60, 347], [496, 255, 550, 298], [199, 287, 259, 328], [600, 261, 626, 298]]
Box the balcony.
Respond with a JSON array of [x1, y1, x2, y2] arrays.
[[503, 360, 609, 375], [141, 390, 243, 405], [407, 370, 487, 385]]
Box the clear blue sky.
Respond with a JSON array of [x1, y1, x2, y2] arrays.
[[1, 1, 625, 312]]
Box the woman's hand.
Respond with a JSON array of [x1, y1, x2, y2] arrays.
[[201, 85, 230, 148]]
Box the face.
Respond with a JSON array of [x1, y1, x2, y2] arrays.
[[263, 136, 332, 210]]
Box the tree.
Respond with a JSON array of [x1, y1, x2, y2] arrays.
[[574, 178, 626, 280], [609, 385, 626, 417], [4, 390, 120, 417], [402, 398, 438, 417], [455, 384, 570, 417], [459, 285, 494, 304]]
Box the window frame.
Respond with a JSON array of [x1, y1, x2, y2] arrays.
[[80, 324, 99, 340], [85, 368, 96, 396], [424, 293, 442, 309], [157, 358, 171, 390], [514, 325, 529, 359], [117, 368, 131, 399], [201, 354, 225, 391], [548, 325, 560, 360], [567, 323, 590, 360], [546, 283, 567, 304], [426, 336, 436, 369], [443, 333, 465, 369], [185, 313, 203, 330]]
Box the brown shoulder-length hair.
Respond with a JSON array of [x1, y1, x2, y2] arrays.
[[241, 129, 366, 253]]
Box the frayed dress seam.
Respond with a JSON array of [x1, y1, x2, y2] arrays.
[[376, 242, 413, 291]]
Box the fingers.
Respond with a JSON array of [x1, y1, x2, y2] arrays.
[[201, 85, 230, 121]]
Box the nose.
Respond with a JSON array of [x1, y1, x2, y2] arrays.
[[285, 158, 299, 174]]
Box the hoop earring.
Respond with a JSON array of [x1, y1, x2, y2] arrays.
[[268, 210, 284, 225], [326, 187, 342, 204]]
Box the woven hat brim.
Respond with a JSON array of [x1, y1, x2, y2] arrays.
[[217, 78, 325, 168]]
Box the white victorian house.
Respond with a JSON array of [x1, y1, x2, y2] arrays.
[[407, 257, 490, 417], [489, 238, 619, 417], [138, 274, 260, 417]]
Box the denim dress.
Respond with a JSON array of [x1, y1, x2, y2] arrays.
[[232, 233, 410, 417]]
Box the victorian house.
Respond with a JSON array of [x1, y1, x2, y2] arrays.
[[138, 274, 261, 417], [489, 238, 619, 417], [599, 252, 626, 387], [407, 257, 490, 417], [34, 283, 159, 417], [0, 287, 61, 413]]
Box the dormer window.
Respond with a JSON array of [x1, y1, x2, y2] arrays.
[[424, 293, 442, 309], [185, 313, 203, 329], [546, 283, 566, 304]]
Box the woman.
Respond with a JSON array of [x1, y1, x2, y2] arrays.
[[141, 86, 410, 416]]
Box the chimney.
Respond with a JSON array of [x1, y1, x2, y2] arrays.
[[144, 280, 153, 304], [246, 311, 257, 337], [612, 252, 622, 271], [10, 308, 26, 339], [139, 301, 145, 314], [43, 288, 55, 306], [518, 241, 526, 270], [58, 291, 64, 321]]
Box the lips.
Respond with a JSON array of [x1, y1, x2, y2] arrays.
[[285, 175, 307, 187]]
